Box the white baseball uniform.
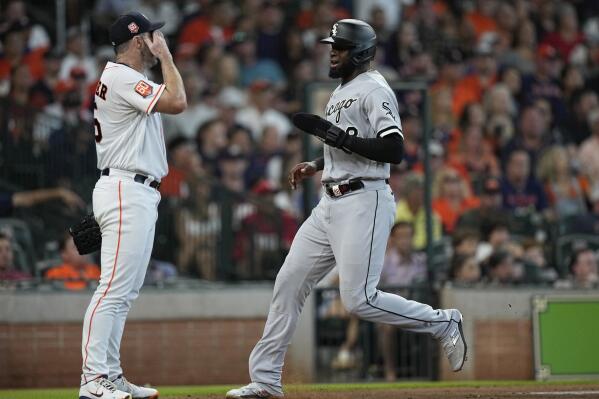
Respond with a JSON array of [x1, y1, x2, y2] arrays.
[[81, 61, 166, 381]]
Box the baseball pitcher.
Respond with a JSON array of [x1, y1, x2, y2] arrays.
[[226, 19, 466, 399], [79, 12, 186, 399]]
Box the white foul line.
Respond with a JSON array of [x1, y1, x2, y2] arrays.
[[526, 391, 599, 396]]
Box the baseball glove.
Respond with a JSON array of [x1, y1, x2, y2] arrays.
[[69, 213, 102, 255], [292, 113, 352, 153]]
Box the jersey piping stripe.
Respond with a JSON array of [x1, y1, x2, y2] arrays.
[[377, 126, 403, 138], [146, 84, 165, 114], [363, 190, 457, 325], [83, 180, 123, 372]]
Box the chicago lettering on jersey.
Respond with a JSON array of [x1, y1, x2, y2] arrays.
[[326, 97, 357, 123], [95, 81, 108, 100]]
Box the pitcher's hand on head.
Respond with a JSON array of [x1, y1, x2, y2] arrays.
[[143, 30, 171, 60], [289, 161, 317, 190]]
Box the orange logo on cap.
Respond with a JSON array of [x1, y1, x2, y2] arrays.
[[128, 22, 139, 33], [135, 80, 153, 97]]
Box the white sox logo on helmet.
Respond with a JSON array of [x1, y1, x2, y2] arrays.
[[331, 23, 338, 37]]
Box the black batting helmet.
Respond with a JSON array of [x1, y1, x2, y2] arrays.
[[320, 19, 377, 66]]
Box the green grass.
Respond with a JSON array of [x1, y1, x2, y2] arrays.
[[1, 380, 599, 399]]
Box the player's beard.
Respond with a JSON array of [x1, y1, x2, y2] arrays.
[[329, 60, 354, 79], [141, 44, 158, 69]]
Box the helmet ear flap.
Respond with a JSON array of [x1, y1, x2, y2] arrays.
[[351, 46, 376, 66]]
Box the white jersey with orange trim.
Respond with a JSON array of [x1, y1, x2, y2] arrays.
[[81, 60, 168, 383], [94, 61, 167, 179]]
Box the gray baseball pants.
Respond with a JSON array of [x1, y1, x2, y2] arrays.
[[249, 181, 455, 395]]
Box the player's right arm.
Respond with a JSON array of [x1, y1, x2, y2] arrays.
[[288, 157, 323, 190], [143, 31, 187, 114]]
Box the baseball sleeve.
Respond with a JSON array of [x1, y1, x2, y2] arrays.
[[364, 87, 403, 138], [116, 75, 166, 115]]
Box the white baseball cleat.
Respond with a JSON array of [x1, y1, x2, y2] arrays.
[[112, 375, 159, 399], [440, 309, 467, 372], [79, 376, 132, 399], [225, 383, 283, 398]]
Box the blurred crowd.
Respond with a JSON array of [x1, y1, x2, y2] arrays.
[[1, 0, 599, 290]]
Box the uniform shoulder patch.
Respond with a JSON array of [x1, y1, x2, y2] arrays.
[[135, 80, 153, 97]]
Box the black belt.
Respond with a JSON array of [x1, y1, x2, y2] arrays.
[[324, 179, 389, 198], [101, 168, 160, 190], [324, 179, 365, 197]]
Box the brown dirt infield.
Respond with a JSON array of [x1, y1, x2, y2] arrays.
[[171, 384, 599, 399]]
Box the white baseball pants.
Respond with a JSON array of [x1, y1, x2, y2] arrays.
[[81, 172, 160, 380], [248, 181, 456, 394]]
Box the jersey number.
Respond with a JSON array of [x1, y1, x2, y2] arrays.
[[93, 101, 102, 143]]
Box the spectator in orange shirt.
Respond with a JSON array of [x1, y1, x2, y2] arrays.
[[45, 233, 100, 291], [452, 38, 497, 118], [432, 168, 480, 234], [160, 136, 204, 199], [177, 1, 235, 57], [431, 47, 465, 131], [465, 0, 498, 40]]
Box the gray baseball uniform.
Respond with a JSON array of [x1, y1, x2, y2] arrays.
[[248, 70, 456, 395]]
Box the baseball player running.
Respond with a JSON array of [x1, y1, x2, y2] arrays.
[[226, 19, 466, 399], [79, 12, 186, 399]]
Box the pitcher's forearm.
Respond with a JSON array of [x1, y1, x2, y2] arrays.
[[160, 55, 186, 109]]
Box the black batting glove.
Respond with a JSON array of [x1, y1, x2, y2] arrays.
[[324, 125, 352, 153]]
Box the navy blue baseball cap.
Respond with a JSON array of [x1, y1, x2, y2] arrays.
[[109, 11, 165, 47]]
